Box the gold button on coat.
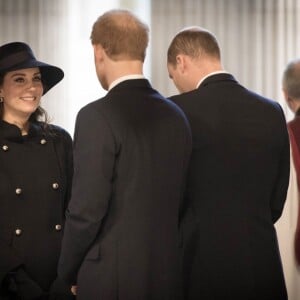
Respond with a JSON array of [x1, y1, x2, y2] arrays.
[[55, 224, 62, 231], [15, 188, 22, 195], [2, 145, 8, 151], [52, 183, 59, 189], [15, 229, 22, 236], [40, 139, 47, 145]]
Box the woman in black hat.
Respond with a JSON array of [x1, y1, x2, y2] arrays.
[[0, 42, 73, 300]]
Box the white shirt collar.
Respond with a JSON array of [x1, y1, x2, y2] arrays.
[[109, 74, 145, 91], [196, 71, 230, 89]]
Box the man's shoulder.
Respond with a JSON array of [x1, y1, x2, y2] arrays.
[[244, 88, 283, 113], [168, 89, 200, 106], [78, 95, 110, 113]]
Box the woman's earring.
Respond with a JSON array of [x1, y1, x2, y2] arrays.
[[0, 97, 3, 103]]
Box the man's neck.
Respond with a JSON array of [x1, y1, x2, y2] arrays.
[[106, 60, 143, 86]]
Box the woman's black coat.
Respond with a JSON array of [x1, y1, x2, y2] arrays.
[[0, 120, 73, 293]]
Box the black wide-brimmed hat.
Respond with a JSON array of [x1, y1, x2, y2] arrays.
[[0, 42, 64, 95]]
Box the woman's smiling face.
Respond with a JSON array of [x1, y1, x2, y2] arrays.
[[0, 67, 43, 122]]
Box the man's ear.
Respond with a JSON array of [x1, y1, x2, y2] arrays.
[[283, 89, 297, 112], [93, 44, 105, 62], [176, 54, 186, 73], [282, 88, 289, 102]]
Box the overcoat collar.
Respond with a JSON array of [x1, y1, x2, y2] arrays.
[[108, 78, 152, 93], [0, 119, 42, 142], [199, 73, 238, 88]]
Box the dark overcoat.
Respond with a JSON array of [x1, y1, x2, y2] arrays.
[[58, 79, 192, 300], [170, 73, 290, 300], [0, 120, 73, 294]]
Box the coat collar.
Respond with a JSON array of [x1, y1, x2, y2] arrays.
[[108, 78, 152, 93], [109, 75, 145, 91], [0, 120, 43, 142], [199, 73, 238, 88]]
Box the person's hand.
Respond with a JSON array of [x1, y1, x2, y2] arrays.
[[71, 285, 77, 295], [49, 278, 74, 299]]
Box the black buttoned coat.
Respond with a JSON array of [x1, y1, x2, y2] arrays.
[[58, 79, 192, 300], [170, 73, 289, 300], [0, 120, 73, 292]]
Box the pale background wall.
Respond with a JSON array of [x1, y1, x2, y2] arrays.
[[1, 0, 299, 134]]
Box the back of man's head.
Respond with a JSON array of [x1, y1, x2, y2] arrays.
[[90, 9, 149, 62], [167, 26, 221, 66], [282, 59, 300, 100]]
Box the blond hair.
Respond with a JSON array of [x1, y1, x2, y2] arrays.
[[91, 9, 149, 62]]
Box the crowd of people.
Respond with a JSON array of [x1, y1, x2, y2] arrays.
[[0, 8, 298, 300]]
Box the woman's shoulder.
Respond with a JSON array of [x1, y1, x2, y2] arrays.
[[35, 122, 72, 143], [49, 124, 71, 136]]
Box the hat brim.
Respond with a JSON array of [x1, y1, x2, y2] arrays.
[[2, 59, 64, 95]]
